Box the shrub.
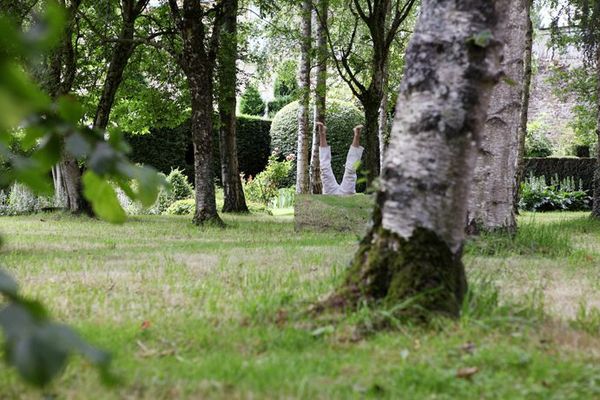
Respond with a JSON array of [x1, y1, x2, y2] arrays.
[[156, 169, 193, 213], [244, 152, 294, 207], [270, 99, 364, 181], [519, 174, 592, 212], [240, 85, 265, 116], [525, 120, 553, 157], [267, 95, 294, 118], [165, 198, 195, 215]]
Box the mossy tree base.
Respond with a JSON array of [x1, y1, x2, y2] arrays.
[[327, 226, 467, 319]]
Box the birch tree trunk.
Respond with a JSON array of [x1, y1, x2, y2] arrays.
[[467, 0, 531, 233], [296, 0, 312, 194], [218, 0, 249, 213], [592, 47, 600, 218], [329, 0, 502, 317], [514, 2, 534, 211], [310, 0, 328, 195]]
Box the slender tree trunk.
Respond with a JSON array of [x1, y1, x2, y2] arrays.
[[93, 1, 141, 130], [378, 69, 389, 172], [514, 1, 534, 212], [310, 0, 328, 195], [328, 0, 502, 317], [218, 0, 248, 213], [467, 0, 531, 233], [296, 0, 312, 194], [592, 47, 600, 218]]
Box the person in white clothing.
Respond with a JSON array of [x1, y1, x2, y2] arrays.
[[317, 122, 364, 195]]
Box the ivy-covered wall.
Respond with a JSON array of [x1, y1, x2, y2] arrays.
[[523, 157, 596, 192]]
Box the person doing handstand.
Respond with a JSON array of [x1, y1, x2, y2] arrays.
[[317, 122, 364, 195]]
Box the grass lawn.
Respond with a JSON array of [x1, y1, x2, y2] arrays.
[[1, 211, 599, 399]]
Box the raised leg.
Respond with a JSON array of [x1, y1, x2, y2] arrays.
[[317, 122, 340, 194], [339, 125, 364, 194]]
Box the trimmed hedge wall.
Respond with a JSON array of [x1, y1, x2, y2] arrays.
[[125, 115, 271, 184], [523, 157, 596, 192]]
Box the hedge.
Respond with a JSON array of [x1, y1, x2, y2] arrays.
[[125, 115, 271, 184], [522, 157, 596, 192]]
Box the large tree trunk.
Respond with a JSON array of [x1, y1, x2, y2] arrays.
[[296, 0, 312, 194], [48, 0, 93, 215], [592, 47, 600, 218], [362, 93, 382, 184], [218, 0, 248, 213], [329, 0, 502, 317], [466, 0, 531, 234], [174, 0, 224, 226], [514, 1, 534, 212], [310, 0, 328, 195]]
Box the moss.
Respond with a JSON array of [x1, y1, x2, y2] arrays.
[[340, 225, 467, 319]]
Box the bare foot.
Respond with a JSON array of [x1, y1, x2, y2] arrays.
[[352, 125, 363, 148], [317, 122, 328, 147]]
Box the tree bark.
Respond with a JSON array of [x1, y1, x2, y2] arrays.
[[310, 0, 328, 195], [94, 0, 148, 130], [514, 1, 534, 212], [592, 47, 600, 218], [217, 0, 248, 213], [329, 0, 502, 317], [467, 0, 531, 234], [171, 0, 224, 226], [378, 71, 389, 172], [48, 0, 93, 216], [296, 0, 312, 194]]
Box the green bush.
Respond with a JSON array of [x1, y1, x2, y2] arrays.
[[244, 153, 294, 207], [156, 169, 194, 213], [125, 115, 272, 183], [165, 198, 195, 215], [525, 121, 553, 157], [519, 174, 592, 212], [267, 95, 294, 118], [270, 99, 364, 181], [240, 85, 265, 116]]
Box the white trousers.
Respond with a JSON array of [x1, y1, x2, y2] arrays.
[[319, 145, 364, 195]]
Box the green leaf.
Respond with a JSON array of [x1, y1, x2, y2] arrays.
[[82, 171, 126, 224], [57, 96, 84, 124], [469, 30, 494, 48]]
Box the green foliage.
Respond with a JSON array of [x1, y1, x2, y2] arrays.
[[156, 169, 194, 213], [548, 65, 598, 150], [267, 95, 294, 118], [239, 85, 265, 116], [273, 60, 298, 98], [244, 152, 293, 207], [270, 99, 364, 180], [525, 120, 553, 157], [519, 174, 592, 212], [0, 4, 163, 387], [165, 198, 195, 215], [127, 115, 272, 183]]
